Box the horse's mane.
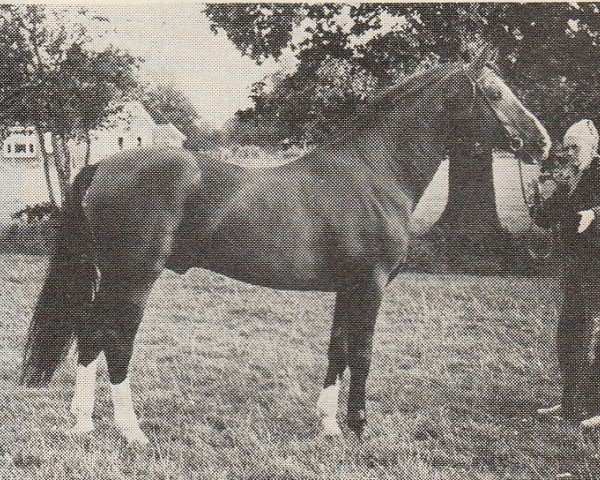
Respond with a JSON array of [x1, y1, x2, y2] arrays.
[[371, 61, 463, 109], [327, 61, 465, 145]]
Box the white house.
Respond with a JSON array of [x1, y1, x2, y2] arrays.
[[0, 102, 186, 219], [1, 101, 186, 166], [2, 127, 53, 162], [84, 101, 186, 163]]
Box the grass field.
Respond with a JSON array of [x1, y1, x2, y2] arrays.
[[0, 254, 597, 479]]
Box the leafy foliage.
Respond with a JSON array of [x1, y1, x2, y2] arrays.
[[207, 3, 600, 143], [11, 202, 59, 224], [0, 6, 141, 203]]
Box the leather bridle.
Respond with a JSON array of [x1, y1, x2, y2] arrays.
[[463, 65, 554, 259], [462, 65, 527, 158]]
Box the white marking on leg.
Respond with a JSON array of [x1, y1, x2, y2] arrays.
[[581, 415, 600, 429], [91, 265, 101, 301], [316, 380, 342, 436], [111, 377, 149, 445], [68, 360, 97, 434]]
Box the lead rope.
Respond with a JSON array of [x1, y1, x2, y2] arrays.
[[516, 154, 555, 260]]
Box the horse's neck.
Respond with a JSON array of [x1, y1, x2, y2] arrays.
[[301, 115, 447, 205], [350, 126, 447, 203]]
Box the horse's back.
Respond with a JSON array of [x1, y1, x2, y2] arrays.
[[85, 147, 201, 206]]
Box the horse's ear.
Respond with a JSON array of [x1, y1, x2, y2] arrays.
[[467, 44, 495, 78]]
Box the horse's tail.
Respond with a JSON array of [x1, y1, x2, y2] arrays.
[[21, 165, 99, 387]]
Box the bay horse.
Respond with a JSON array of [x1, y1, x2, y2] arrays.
[[21, 51, 550, 444]]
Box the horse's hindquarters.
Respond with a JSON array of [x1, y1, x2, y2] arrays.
[[84, 148, 202, 274]]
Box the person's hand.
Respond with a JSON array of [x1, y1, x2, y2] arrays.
[[577, 209, 596, 233], [537, 178, 559, 201], [552, 168, 574, 186]]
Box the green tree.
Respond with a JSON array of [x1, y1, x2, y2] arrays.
[[207, 3, 600, 139]]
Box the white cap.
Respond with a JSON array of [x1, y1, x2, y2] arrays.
[[563, 119, 599, 152]]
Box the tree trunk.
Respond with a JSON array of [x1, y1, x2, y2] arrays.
[[84, 130, 91, 166], [50, 134, 71, 206], [428, 147, 513, 273], [436, 149, 502, 235], [34, 128, 57, 207], [59, 135, 72, 180]]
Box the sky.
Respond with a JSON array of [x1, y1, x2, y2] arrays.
[[53, 3, 406, 129], [90, 4, 283, 128]]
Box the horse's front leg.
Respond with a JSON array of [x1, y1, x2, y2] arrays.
[[317, 295, 348, 436], [339, 288, 384, 437]]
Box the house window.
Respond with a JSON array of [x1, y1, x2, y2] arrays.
[[15, 144, 26, 153], [118, 137, 124, 149], [137, 137, 142, 147], [29, 144, 34, 153]]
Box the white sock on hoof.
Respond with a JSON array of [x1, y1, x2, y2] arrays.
[[69, 360, 98, 434], [111, 377, 149, 445], [537, 404, 562, 416], [581, 415, 600, 429], [317, 380, 342, 436], [68, 417, 95, 435]]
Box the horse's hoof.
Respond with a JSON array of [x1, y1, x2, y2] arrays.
[[67, 419, 95, 435], [347, 409, 366, 438], [118, 426, 150, 445], [321, 416, 343, 437]]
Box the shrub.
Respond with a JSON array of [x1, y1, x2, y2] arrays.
[[11, 202, 59, 224], [0, 219, 56, 255]]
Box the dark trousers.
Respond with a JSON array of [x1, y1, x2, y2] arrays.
[[558, 258, 600, 416]]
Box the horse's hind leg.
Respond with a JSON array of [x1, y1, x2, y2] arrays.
[[70, 275, 103, 434], [101, 270, 158, 444], [317, 296, 348, 436], [69, 352, 100, 434]]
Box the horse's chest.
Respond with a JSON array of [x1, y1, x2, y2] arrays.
[[350, 192, 410, 247]]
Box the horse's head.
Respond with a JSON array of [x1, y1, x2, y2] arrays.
[[452, 49, 551, 163], [351, 55, 550, 196]]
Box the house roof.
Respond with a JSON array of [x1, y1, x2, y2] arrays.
[[105, 101, 156, 129], [153, 123, 186, 140], [105, 102, 186, 140]]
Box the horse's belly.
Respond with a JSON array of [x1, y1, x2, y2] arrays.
[[168, 189, 410, 291], [195, 240, 339, 291]]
